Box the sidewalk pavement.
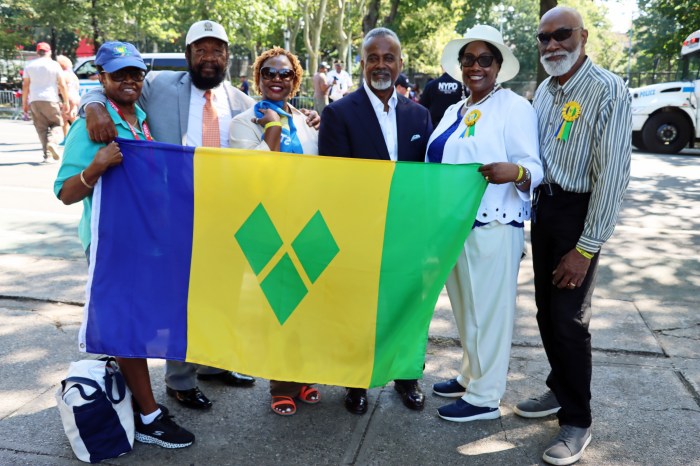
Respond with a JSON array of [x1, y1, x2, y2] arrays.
[[0, 119, 698, 465]]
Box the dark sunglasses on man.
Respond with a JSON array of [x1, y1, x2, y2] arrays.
[[460, 54, 495, 68], [536, 27, 582, 45], [101, 68, 147, 82], [260, 67, 295, 81]]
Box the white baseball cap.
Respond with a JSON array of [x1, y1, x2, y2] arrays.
[[186, 20, 229, 46]]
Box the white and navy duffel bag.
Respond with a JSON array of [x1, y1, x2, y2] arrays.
[[55, 357, 134, 463]]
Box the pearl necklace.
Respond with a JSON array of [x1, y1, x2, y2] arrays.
[[463, 84, 501, 113]]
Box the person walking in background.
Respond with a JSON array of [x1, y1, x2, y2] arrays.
[[319, 27, 432, 415], [22, 42, 69, 162], [229, 47, 321, 416], [419, 67, 465, 127], [239, 73, 249, 95], [54, 42, 194, 450], [313, 61, 331, 113], [326, 60, 352, 102], [56, 55, 80, 136], [513, 7, 631, 466], [427, 24, 542, 423]]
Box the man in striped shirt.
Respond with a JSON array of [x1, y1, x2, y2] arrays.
[[513, 7, 631, 466]]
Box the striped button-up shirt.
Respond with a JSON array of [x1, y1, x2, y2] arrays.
[[533, 57, 631, 253]]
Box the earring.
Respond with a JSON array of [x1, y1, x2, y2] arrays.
[[461, 85, 466, 100]]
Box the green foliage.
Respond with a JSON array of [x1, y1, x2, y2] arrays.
[[633, 0, 700, 74], [559, 0, 626, 73]]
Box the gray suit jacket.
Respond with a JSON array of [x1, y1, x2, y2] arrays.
[[81, 71, 255, 145]]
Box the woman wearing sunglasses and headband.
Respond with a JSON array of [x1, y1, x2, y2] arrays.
[[54, 42, 195, 450], [229, 47, 320, 417], [229, 47, 318, 154], [426, 25, 543, 422]]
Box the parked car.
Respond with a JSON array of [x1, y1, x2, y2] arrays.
[[73, 53, 188, 96]]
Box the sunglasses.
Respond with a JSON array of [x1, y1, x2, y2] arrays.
[[260, 67, 295, 81], [102, 69, 146, 82], [460, 54, 496, 68], [536, 27, 582, 45]]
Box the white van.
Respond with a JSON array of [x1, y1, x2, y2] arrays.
[[73, 53, 188, 96]]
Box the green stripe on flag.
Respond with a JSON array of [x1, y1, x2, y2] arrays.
[[370, 162, 487, 387]]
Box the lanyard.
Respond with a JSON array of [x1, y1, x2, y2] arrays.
[[107, 99, 152, 141]]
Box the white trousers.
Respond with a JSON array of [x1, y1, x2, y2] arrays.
[[445, 222, 523, 408]]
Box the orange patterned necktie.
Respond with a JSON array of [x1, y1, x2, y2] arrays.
[[202, 89, 220, 147]]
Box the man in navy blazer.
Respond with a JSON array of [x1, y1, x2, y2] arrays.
[[318, 27, 432, 415]]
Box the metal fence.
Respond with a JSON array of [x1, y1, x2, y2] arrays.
[[0, 90, 22, 119]]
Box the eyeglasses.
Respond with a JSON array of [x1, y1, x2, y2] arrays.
[[102, 69, 146, 82], [260, 67, 296, 81], [460, 54, 496, 68], [536, 27, 582, 45]]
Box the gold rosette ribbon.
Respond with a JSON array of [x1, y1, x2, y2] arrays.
[[460, 109, 482, 138], [556, 101, 581, 141]]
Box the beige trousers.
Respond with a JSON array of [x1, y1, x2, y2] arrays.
[[30, 101, 64, 155]]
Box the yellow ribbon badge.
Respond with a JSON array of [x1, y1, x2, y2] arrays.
[[556, 101, 581, 141], [460, 109, 482, 138]]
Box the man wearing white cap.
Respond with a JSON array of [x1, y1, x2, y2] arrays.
[[22, 42, 69, 161], [80, 20, 271, 410]]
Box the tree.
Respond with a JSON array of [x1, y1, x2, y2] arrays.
[[633, 0, 700, 75], [537, 0, 557, 84], [303, 0, 328, 74]]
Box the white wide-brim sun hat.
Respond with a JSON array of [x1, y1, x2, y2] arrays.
[[441, 24, 520, 84]]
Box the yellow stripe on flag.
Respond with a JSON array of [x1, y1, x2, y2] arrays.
[[187, 148, 395, 387]]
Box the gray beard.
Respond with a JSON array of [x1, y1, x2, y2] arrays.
[[371, 78, 392, 91], [540, 42, 582, 77]]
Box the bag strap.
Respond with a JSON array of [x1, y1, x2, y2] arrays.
[[62, 377, 102, 401], [103, 359, 127, 404]]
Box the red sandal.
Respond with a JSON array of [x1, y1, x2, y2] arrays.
[[271, 396, 296, 416], [297, 385, 320, 404]]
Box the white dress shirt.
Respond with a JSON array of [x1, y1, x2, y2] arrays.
[[186, 84, 232, 147], [363, 81, 398, 161]]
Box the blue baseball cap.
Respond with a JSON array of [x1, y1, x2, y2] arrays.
[[95, 41, 147, 73]]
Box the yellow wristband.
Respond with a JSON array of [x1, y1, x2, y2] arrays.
[[264, 121, 283, 131], [515, 165, 524, 182], [80, 170, 94, 189], [576, 247, 594, 260]]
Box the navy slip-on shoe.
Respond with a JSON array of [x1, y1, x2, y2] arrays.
[[432, 379, 466, 398], [437, 398, 500, 422]]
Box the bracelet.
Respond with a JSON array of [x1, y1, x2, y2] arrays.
[[576, 247, 594, 260], [515, 165, 524, 182], [79, 170, 94, 189], [514, 167, 530, 187], [264, 121, 283, 131]]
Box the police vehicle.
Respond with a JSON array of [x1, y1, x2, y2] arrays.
[[630, 30, 700, 153]]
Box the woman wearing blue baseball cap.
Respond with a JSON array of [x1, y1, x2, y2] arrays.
[[54, 41, 195, 452]]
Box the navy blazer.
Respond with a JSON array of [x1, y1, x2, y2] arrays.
[[318, 86, 432, 161]]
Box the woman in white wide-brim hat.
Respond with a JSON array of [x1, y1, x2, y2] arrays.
[[426, 24, 544, 422]]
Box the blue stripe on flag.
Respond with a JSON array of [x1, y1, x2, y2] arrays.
[[85, 138, 195, 360]]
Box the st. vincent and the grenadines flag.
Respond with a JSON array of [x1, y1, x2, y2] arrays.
[[81, 138, 487, 388]]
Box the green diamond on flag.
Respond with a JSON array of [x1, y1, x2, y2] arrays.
[[260, 253, 308, 325], [234, 203, 282, 274], [292, 210, 339, 283]]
